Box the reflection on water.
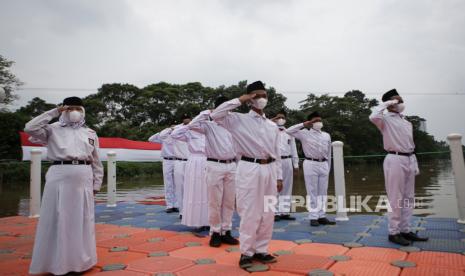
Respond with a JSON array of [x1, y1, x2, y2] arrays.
[[0, 158, 458, 218]]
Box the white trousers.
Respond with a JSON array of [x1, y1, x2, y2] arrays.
[[173, 160, 186, 213], [182, 155, 209, 227], [206, 161, 236, 234], [162, 159, 176, 209], [277, 158, 294, 215], [29, 165, 96, 275], [236, 160, 277, 257], [303, 160, 329, 220], [383, 154, 417, 235]]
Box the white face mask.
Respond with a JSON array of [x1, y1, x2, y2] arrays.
[[312, 122, 323, 130], [252, 98, 268, 110], [276, 118, 286, 126], [68, 110, 83, 123], [395, 103, 405, 113]]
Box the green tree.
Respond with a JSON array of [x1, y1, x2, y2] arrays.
[[296, 90, 442, 156], [0, 55, 23, 105], [16, 97, 56, 117]]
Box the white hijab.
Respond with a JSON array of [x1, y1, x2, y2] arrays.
[[59, 107, 86, 129]]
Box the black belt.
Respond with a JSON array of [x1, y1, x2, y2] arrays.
[[241, 156, 275, 165], [207, 158, 236, 164], [305, 157, 327, 162], [163, 157, 177, 160], [281, 155, 292, 159], [175, 158, 188, 161], [387, 151, 415, 157], [53, 160, 90, 165]]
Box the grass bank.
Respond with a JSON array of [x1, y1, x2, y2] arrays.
[[0, 161, 163, 185]]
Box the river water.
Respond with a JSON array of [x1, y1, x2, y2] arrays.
[[0, 158, 458, 218]]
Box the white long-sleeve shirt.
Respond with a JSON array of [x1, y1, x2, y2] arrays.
[[188, 110, 236, 160], [278, 127, 299, 169], [286, 123, 331, 168], [210, 98, 283, 180], [170, 124, 190, 159], [171, 124, 206, 156], [369, 101, 415, 153], [24, 108, 104, 191], [148, 127, 176, 158]]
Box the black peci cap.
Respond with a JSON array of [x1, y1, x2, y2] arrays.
[[382, 89, 399, 102], [214, 96, 229, 108], [307, 111, 321, 121], [63, 96, 83, 106], [246, 81, 266, 93], [276, 109, 287, 117]]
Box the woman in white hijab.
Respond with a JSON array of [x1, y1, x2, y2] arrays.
[[25, 96, 103, 275]]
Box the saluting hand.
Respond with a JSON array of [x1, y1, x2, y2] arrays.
[[57, 105, 68, 113], [239, 93, 256, 104], [303, 118, 319, 128]]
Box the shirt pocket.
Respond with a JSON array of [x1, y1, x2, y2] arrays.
[[82, 134, 96, 155]]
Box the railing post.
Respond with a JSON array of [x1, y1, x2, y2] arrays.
[[106, 151, 117, 207], [29, 149, 42, 218], [447, 133, 465, 224], [332, 141, 349, 221]]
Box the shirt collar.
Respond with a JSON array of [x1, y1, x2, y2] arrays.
[[387, 111, 404, 118], [248, 109, 267, 119]]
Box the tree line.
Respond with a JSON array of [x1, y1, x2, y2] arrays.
[[0, 55, 445, 160]]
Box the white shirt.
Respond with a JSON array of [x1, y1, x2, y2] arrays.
[[369, 101, 415, 153], [277, 126, 299, 169], [170, 124, 190, 159], [188, 110, 236, 160], [210, 98, 283, 180], [24, 108, 104, 190], [286, 123, 332, 167], [171, 124, 206, 156], [148, 127, 176, 158]]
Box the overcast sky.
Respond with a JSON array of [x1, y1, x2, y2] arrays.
[[1, 0, 464, 141]]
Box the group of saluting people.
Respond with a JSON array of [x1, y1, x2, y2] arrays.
[[24, 81, 428, 275]]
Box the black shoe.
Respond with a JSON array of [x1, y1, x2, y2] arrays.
[[253, 253, 277, 264], [318, 217, 336, 225], [221, 231, 239, 245], [388, 234, 411, 246], [401, 232, 429, 242], [239, 254, 254, 269], [310, 220, 319, 227], [274, 215, 281, 221], [194, 226, 210, 233], [165, 208, 175, 213], [173, 208, 179, 213], [280, 214, 296, 221], [209, 232, 222, 247]]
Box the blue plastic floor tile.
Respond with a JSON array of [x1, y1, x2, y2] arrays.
[[417, 229, 465, 240], [310, 233, 359, 244], [272, 231, 311, 241], [358, 235, 403, 249], [414, 238, 465, 253]]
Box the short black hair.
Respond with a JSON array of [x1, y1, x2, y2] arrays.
[[214, 96, 229, 108], [180, 113, 191, 120]]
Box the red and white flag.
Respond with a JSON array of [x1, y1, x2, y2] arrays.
[[20, 132, 162, 162]]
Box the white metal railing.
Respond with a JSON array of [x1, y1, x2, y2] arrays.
[[447, 133, 465, 224]]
